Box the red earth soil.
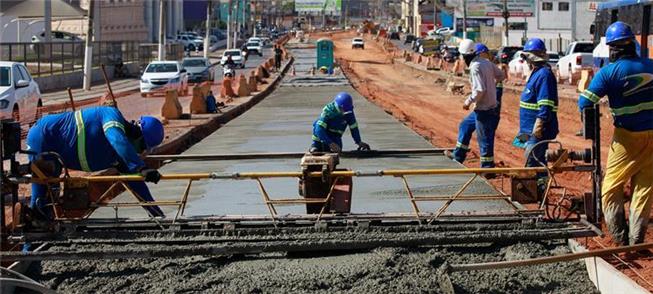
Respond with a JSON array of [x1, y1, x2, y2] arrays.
[[329, 31, 653, 291]]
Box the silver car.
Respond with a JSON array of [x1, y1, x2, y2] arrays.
[[182, 57, 214, 83]]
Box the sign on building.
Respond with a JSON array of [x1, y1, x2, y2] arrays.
[[295, 0, 341, 14], [467, 0, 535, 18]]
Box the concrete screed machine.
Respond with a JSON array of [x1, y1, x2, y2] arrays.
[[0, 107, 607, 274]]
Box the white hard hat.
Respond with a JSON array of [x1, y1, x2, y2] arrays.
[[459, 39, 475, 55]]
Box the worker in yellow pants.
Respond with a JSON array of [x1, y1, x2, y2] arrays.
[[601, 128, 653, 245], [578, 22, 653, 245]]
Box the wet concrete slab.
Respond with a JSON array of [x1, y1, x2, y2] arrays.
[[92, 47, 511, 219]]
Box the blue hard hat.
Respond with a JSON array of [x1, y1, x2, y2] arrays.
[[523, 38, 546, 52], [140, 116, 164, 150], [334, 92, 354, 113], [606, 21, 635, 45], [474, 43, 489, 55]]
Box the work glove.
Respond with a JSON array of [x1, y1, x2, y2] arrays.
[[357, 142, 371, 151], [532, 118, 544, 139], [140, 169, 162, 184], [328, 143, 342, 153]]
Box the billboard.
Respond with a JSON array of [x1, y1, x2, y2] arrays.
[[467, 0, 535, 18], [295, 0, 341, 14]]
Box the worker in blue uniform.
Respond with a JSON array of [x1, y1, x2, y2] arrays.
[[310, 92, 370, 153], [452, 43, 505, 164], [578, 22, 653, 246], [516, 38, 559, 192], [26, 106, 166, 218]]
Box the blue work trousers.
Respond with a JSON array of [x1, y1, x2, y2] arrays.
[[525, 137, 549, 187], [475, 109, 500, 168], [453, 88, 502, 164]]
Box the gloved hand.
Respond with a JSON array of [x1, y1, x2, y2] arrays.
[[328, 143, 342, 153], [140, 169, 162, 184], [532, 118, 544, 139], [357, 141, 371, 151]]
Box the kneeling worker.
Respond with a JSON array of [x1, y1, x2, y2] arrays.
[[310, 92, 370, 153], [27, 106, 166, 218]]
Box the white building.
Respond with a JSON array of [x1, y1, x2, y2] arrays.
[[447, 0, 606, 52]]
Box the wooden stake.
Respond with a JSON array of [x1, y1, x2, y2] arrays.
[[66, 87, 76, 111]]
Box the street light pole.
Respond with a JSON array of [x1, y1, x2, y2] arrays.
[[158, 0, 166, 61], [462, 0, 467, 39], [204, 0, 212, 58], [503, 0, 509, 46], [83, 0, 95, 90]]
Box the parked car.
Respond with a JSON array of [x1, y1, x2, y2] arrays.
[[435, 27, 454, 36], [556, 41, 594, 81], [352, 37, 365, 49], [508, 50, 529, 77], [182, 57, 214, 83], [0, 62, 42, 123], [140, 61, 188, 97], [177, 35, 203, 51], [547, 51, 560, 67], [220, 49, 245, 68], [248, 37, 262, 44], [404, 34, 416, 44], [30, 30, 84, 57], [246, 41, 263, 56], [496, 46, 523, 64]]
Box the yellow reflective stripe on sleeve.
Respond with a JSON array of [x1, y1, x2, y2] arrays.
[[102, 121, 125, 133], [610, 101, 653, 116], [316, 120, 328, 128], [581, 90, 601, 103], [537, 99, 556, 108], [520, 101, 558, 112], [312, 135, 322, 142], [519, 101, 539, 110], [74, 111, 91, 172], [496, 82, 503, 88], [456, 142, 469, 150], [349, 122, 358, 129]]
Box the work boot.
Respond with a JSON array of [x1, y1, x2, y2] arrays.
[[309, 146, 319, 154], [575, 129, 583, 137]]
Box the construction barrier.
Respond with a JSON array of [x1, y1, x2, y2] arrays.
[[190, 85, 207, 114], [237, 74, 251, 97], [161, 89, 183, 119], [248, 70, 258, 91], [220, 77, 236, 98]]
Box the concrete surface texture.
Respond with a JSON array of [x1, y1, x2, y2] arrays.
[[29, 240, 598, 293]]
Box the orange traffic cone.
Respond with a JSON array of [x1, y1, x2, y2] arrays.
[[220, 77, 237, 98], [237, 74, 250, 97], [249, 71, 258, 92]]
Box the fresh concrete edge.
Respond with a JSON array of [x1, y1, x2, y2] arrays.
[[568, 239, 650, 294], [151, 56, 295, 157]]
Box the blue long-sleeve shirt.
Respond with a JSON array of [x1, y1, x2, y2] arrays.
[[312, 101, 361, 146], [28, 106, 145, 173], [518, 66, 559, 139], [578, 57, 653, 131]]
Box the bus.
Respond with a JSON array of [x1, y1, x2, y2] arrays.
[[591, 0, 652, 68]]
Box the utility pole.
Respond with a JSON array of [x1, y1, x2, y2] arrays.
[[233, 0, 239, 48], [227, 0, 232, 49], [433, 0, 437, 30], [204, 0, 212, 58], [83, 0, 95, 90], [44, 0, 52, 42], [462, 0, 467, 39], [158, 0, 166, 61], [502, 0, 509, 46]]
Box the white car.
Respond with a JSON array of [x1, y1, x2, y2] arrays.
[[220, 49, 245, 68], [556, 41, 594, 81], [176, 35, 203, 51], [0, 62, 43, 123], [352, 38, 365, 49], [246, 41, 263, 56], [248, 37, 262, 44], [508, 50, 529, 77], [140, 61, 188, 97]]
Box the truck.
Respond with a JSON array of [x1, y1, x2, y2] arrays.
[[555, 41, 595, 82]]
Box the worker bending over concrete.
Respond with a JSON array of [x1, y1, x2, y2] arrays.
[[26, 106, 166, 218], [455, 40, 504, 169], [310, 92, 370, 153], [579, 22, 653, 246], [452, 42, 505, 166], [516, 38, 559, 194]]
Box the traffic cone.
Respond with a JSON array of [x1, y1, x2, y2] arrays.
[[417, 55, 422, 64], [237, 74, 250, 97]]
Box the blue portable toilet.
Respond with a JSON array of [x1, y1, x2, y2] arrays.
[[316, 38, 334, 70]]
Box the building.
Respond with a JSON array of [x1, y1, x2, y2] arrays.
[[0, 0, 85, 43]]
